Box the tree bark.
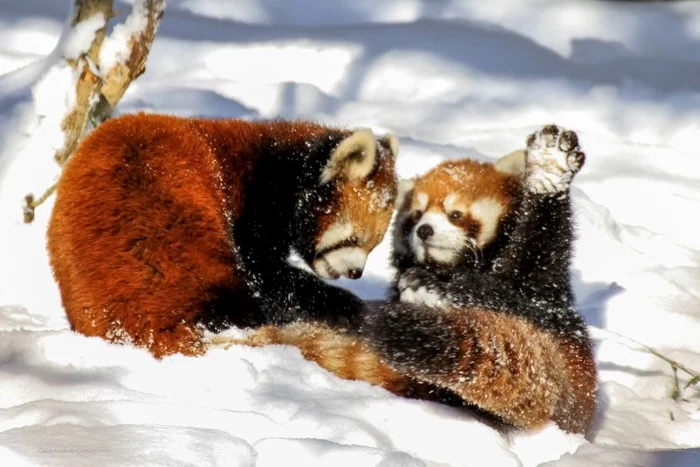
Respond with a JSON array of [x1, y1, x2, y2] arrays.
[[55, 0, 113, 167], [97, 0, 165, 123]]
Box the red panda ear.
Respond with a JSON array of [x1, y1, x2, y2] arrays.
[[396, 178, 415, 210], [379, 133, 399, 157], [494, 149, 526, 174], [320, 129, 377, 185]]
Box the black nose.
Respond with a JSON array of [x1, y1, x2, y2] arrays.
[[347, 269, 363, 280], [416, 224, 434, 241]]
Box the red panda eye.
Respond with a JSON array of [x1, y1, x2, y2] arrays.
[[448, 210, 463, 221], [412, 210, 423, 220]]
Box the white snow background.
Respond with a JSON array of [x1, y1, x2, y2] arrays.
[[1, 0, 700, 465]]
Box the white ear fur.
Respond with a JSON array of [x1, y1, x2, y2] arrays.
[[494, 149, 526, 174], [396, 178, 415, 208], [320, 129, 377, 185], [380, 133, 400, 157]]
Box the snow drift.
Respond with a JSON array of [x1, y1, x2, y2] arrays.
[[1, 0, 699, 465]]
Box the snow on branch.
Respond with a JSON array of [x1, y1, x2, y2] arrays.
[[51, 0, 113, 169], [24, 0, 166, 223], [96, 0, 166, 124]]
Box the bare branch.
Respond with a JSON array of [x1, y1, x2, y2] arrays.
[[54, 0, 113, 167], [22, 184, 58, 224]]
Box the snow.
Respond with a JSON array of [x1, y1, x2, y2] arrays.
[[1, 0, 700, 465], [60, 11, 106, 60], [31, 63, 78, 150], [99, 0, 165, 72]]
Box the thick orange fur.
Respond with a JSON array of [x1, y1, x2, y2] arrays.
[[47, 114, 397, 358], [412, 159, 520, 213], [411, 308, 596, 433]]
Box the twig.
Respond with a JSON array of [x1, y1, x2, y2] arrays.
[[588, 325, 700, 382], [671, 366, 681, 402], [23, 183, 58, 223]]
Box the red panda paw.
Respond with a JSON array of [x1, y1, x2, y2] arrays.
[[524, 125, 585, 193], [397, 267, 451, 308]]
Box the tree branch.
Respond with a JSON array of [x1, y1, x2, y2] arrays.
[[24, 0, 166, 223], [54, 0, 113, 167], [97, 0, 166, 122]]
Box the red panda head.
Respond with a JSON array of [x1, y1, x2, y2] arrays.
[[393, 159, 521, 268], [297, 130, 399, 280]]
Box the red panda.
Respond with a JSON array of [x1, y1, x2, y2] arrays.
[[219, 125, 597, 435], [47, 113, 399, 358]]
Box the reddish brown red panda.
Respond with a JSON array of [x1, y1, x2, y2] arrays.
[[225, 125, 597, 435], [47, 113, 399, 358]]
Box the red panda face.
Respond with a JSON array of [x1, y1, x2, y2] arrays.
[[300, 132, 399, 280], [397, 159, 520, 267]]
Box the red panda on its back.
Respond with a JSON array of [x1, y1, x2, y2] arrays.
[[47, 114, 399, 358], [370, 124, 597, 434], [223, 125, 597, 435]]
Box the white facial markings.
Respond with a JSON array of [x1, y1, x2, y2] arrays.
[[443, 193, 467, 214], [317, 222, 354, 252], [410, 211, 467, 265], [314, 221, 365, 279], [470, 197, 503, 247], [321, 246, 368, 278], [313, 258, 334, 279]]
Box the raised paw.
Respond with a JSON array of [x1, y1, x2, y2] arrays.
[[397, 267, 449, 308], [525, 125, 585, 193]]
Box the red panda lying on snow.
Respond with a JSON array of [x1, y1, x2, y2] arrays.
[[221, 125, 597, 435], [47, 113, 399, 358]]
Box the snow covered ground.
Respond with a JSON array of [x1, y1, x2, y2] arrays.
[[1, 0, 700, 465]]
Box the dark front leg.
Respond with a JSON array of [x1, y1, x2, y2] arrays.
[[233, 202, 366, 330], [251, 262, 368, 330], [493, 194, 575, 307], [492, 125, 585, 308], [395, 265, 526, 312]]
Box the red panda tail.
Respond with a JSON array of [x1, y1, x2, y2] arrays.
[[213, 323, 410, 394], [362, 302, 597, 434]]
